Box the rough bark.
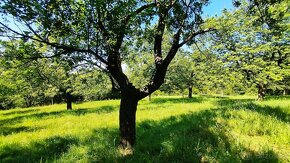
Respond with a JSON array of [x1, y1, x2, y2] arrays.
[[66, 92, 72, 110], [107, 52, 140, 148], [119, 92, 138, 148]]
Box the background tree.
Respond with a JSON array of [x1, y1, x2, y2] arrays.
[[0, 39, 113, 109], [0, 40, 48, 108], [0, 63, 18, 109], [211, 0, 289, 100]]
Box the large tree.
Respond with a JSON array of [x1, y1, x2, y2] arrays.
[[0, 0, 214, 148]]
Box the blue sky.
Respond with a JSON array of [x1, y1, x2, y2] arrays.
[[203, 0, 234, 17]]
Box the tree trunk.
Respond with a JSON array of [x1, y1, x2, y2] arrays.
[[257, 84, 266, 101], [66, 92, 72, 110], [148, 94, 151, 101], [188, 85, 192, 98], [119, 94, 138, 148], [283, 89, 286, 96]]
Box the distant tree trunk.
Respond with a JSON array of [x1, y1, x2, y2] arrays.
[[148, 94, 151, 101], [257, 84, 266, 101], [119, 91, 138, 148], [66, 92, 72, 110], [283, 89, 286, 96], [188, 85, 192, 98], [51, 97, 54, 105]]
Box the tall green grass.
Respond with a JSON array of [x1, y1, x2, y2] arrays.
[[0, 95, 289, 162]]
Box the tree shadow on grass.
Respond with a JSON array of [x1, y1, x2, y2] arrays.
[[242, 103, 289, 123], [0, 108, 282, 162], [217, 99, 289, 123], [0, 106, 117, 128], [66, 97, 288, 162], [0, 136, 79, 163], [0, 126, 38, 136], [80, 109, 279, 162], [1, 109, 40, 116], [131, 110, 279, 162], [84, 128, 120, 162]]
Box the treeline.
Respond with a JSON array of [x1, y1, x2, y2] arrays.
[[0, 42, 119, 109]]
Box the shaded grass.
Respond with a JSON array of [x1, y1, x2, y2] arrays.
[[2, 109, 40, 116], [0, 105, 117, 127], [0, 126, 33, 136], [217, 98, 290, 122], [1, 136, 78, 162], [0, 95, 289, 162], [132, 110, 280, 162]]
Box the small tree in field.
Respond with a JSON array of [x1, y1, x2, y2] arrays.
[[0, 0, 214, 148]]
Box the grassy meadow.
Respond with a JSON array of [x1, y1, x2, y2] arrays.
[[0, 95, 289, 162]]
